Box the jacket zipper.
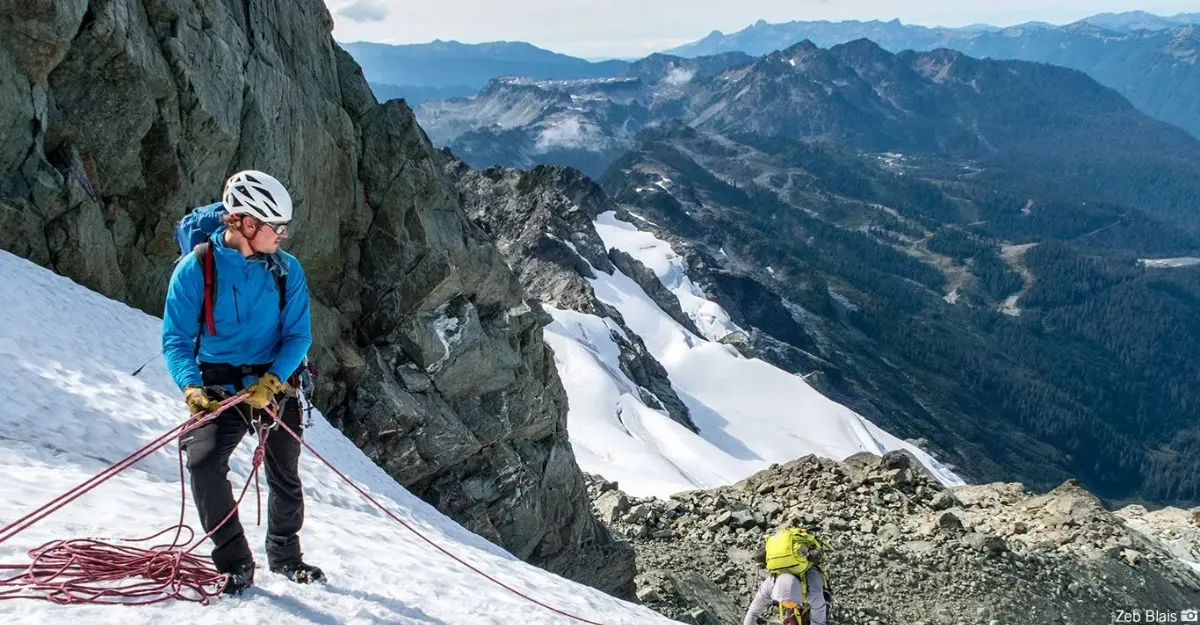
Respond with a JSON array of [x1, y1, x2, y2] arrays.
[[232, 285, 242, 323]]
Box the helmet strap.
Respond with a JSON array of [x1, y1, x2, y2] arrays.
[[238, 217, 268, 254], [226, 215, 267, 256]]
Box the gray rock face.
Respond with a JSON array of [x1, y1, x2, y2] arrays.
[[446, 160, 698, 432], [608, 247, 703, 337], [1115, 504, 1200, 571], [0, 0, 632, 598], [585, 452, 1200, 625]]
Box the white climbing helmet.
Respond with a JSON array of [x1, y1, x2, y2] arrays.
[[221, 170, 293, 224]]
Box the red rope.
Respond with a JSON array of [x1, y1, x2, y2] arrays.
[[0, 395, 607, 623], [0, 394, 263, 605], [268, 417, 607, 625]]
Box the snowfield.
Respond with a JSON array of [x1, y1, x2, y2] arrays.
[[0, 250, 680, 625], [547, 212, 964, 498]]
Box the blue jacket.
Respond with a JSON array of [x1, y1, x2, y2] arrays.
[[161, 227, 312, 391]]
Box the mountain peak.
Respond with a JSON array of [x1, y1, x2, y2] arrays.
[[830, 37, 892, 61], [779, 39, 822, 56]]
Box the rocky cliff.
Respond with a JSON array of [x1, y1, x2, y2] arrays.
[[0, 0, 633, 596], [586, 453, 1200, 625]]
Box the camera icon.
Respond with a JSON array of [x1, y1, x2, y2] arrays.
[[1180, 608, 1198, 622]]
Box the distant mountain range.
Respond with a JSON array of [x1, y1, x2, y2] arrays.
[[666, 11, 1200, 57], [414, 52, 752, 176], [415, 39, 1200, 230], [341, 40, 628, 105], [664, 15, 1200, 137], [1081, 10, 1200, 31], [347, 12, 1199, 134]]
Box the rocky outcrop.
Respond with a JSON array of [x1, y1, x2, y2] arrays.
[[0, 0, 632, 597], [446, 160, 698, 432], [608, 247, 704, 337], [586, 452, 1200, 625], [1116, 504, 1200, 574]]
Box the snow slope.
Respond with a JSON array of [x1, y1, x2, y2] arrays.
[[0, 250, 680, 625], [546, 212, 964, 498]]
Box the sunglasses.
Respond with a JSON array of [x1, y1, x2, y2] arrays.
[[237, 215, 289, 236]]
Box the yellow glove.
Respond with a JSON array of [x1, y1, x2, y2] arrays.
[[183, 385, 220, 417], [244, 373, 287, 409]]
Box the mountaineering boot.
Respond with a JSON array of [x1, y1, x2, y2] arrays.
[[270, 561, 325, 584], [221, 561, 256, 595]]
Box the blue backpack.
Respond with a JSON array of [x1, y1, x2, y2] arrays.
[[174, 203, 228, 256]]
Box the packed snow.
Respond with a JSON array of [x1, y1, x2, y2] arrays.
[[594, 211, 742, 343], [545, 212, 964, 498], [0, 250, 680, 625], [429, 301, 465, 373]]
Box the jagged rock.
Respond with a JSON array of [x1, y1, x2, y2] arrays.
[[1115, 505, 1200, 573], [0, 0, 635, 598], [759, 501, 783, 518], [608, 247, 703, 337], [683, 607, 713, 625], [626, 503, 654, 524], [844, 451, 884, 476], [824, 517, 850, 532], [716, 330, 757, 358], [930, 491, 960, 511], [596, 490, 630, 524], [961, 532, 1008, 557], [936, 511, 964, 534], [614, 334, 697, 432], [637, 586, 662, 603], [730, 509, 759, 529], [953, 482, 1027, 507]]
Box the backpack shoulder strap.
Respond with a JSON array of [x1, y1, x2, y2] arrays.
[[194, 242, 216, 336]]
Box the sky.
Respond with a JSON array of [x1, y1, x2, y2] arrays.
[[323, 0, 1200, 58]]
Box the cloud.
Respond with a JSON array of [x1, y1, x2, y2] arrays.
[[338, 0, 390, 23]]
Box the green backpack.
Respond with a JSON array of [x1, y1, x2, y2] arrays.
[[764, 528, 832, 623], [764, 527, 823, 576]]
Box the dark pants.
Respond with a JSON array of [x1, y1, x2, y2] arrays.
[[181, 387, 305, 572]]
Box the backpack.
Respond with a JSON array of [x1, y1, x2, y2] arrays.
[[765, 527, 823, 576], [764, 528, 833, 623]]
